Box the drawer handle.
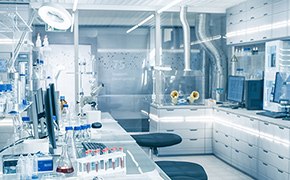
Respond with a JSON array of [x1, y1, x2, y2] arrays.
[[230, 22, 233, 25], [226, 112, 230, 115], [235, 149, 239, 153], [239, 10, 243, 12], [263, 37, 267, 39], [190, 129, 198, 131], [250, 6, 254, 9], [237, 115, 240, 118], [263, 162, 268, 166], [240, 40, 243, 42], [225, 134, 229, 137], [166, 130, 174, 132], [225, 145, 229, 148], [215, 130, 219, 133], [239, 19, 243, 22], [264, 13, 268, 16], [248, 155, 253, 159], [166, 109, 174, 111], [264, 122, 269, 125], [235, 139, 239, 142], [279, 126, 284, 130], [190, 139, 198, 141], [250, 17, 255, 19], [278, 169, 284, 173], [215, 140, 218, 143], [264, 2, 268, 5], [229, 13, 233, 16], [250, 39, 254, 41], [250, 118, 254, 121], [263, 149, 268, 153], [248, 144, 253, 147], [278, 155, 284, 160], [190, 109, 198, 111]]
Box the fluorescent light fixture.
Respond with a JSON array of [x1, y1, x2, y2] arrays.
[[126, 14, 154, 33], [157, 0, 183, 14], [73, 0, 79, 12], [38, 3, 72, 30]]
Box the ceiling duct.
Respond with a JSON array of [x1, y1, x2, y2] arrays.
[[180, 6, 191, 72], [196, 13, 226, 101]]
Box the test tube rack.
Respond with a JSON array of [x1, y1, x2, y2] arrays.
[[76, 151, 126, 177]]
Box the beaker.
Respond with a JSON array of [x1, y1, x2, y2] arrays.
[[56, 144, 74, 174]]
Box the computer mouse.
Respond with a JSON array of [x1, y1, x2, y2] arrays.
[[92, 122, 102, 129]]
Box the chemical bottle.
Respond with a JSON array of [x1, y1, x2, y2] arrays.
[[73, 126, 82, 142], [35, 33, 41, 48], [21, 116, 32, 138], [16, 154, 25, 180], [0, 84, 7, 117], [32, 64, 40, 91], [61, 104, 70, 126], [60, 96, 68, 111]]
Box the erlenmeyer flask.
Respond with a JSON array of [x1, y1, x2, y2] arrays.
[[56, 144, 74, 174]]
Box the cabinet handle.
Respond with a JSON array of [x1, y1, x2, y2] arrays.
[[239, 9, 243, 12], [250, 39, 254, 41], [190, 138, 198, 141], [235, 149, 239, 153], [263, 149, 268, 153], [240, 40, 243, 42], [190, 129, 198, 131], [278, 169, 284, 173], [264, 2, 268, 5], [190, 109, 198, 111], [263, 37, 267, 39], [263, 162, 268, 166], [250, 6, 254, 9], [236, 115, 240, 118], [251, 16, 255, 19], [225, 145, 229, 148], [215, 130, 218, 133], [250, 118, 254, 121], [239, 19, 243, 22], [235, 139, 239, 142], [278, 155, 284, 160], [225, 134, 229, 137], [226, 112, 230, 115], [215, 140, 218, 143], [166, 109, 174, 111], [264, 122, 269, 125], [279, 126, 284, 130], [248, 155, 253, 159], [166, 130, 174, 132], [230, 22, 233, 25], [229, 13, 233, 16], [248, 144, 253, 147], [264, 13, 268, 16]]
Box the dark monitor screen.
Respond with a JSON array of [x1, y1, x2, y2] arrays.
[[227, 75, 245, 103], [44, 85, 56, 149], [273, 72, 290, 103]]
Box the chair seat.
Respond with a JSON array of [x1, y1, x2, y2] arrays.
[[132, 133, 182, 148], [156, 161, 208, 180]]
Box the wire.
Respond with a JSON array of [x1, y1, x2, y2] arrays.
[[0, 135, 33, 153]]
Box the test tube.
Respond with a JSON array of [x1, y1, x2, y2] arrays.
[[111, 147, 117, 170], [85, 150, 92, 173], [102, 148, 109, 171], [119, 147, 124, 169], [94, 149, 100, 173]]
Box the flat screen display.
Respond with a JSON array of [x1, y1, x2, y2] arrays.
[[227, 76, 245, 103]]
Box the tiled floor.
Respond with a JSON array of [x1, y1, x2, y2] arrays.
[[153, 155, 254, 180]]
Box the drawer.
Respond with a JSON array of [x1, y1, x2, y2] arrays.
[[232, 138, 258, 157], [213, 140, 231, 162], [272, 0, 288, 14], [213, 130, 231, 146], [159, 121, 205, 130], [260, 121, 274, 136], [160, 129, 205, 139], [227, 2, 246, 16], [214, 122, 232, 137], [258, 160, 289, 180], [241, 155, 258, 178], [234, 115, 259, 130], [259, 148, 289, 172], [231, 129, 259, 146], [158, 108, 207, 117], [272, 11, 288, 39], [259, 137, 290, 158], [247, 5, 272, 21], [273, 124, 290, 145]]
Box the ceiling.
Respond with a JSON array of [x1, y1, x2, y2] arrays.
[[1, 0, 247, 26]]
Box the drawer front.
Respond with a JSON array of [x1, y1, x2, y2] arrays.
[[213, 130, 231, 146], [259, 138, 290, 158], [234, 115, 259, 129], [273, 125, 290, 142], [272, 0, 288, 14], [232, 138, 258, 157], [231, 129, 259, 146], [160, 129, 205, 139], [159, 121, 205, 130], [259, 148, 289, 172], [158, 108, 207, 117], [213, 140, 231, 162], [214, 122, 232, 136], [258, 161, 276, 180]]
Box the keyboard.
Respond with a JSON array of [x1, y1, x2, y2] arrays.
[[82, 142, 107, 152], [256, 111, 287, 118]]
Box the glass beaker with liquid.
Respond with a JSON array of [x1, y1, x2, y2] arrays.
[[56, 144, 74, 174]]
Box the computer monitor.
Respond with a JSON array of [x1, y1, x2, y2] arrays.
[[273, 72, 290, 104], [44, 85, 57, 150], [227, 75, 245, 103]]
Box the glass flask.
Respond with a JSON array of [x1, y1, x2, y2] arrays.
[[56, 144, 74, 174]]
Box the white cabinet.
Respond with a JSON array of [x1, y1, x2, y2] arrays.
[[272, 11, 288, 39], [272, 0, 288, 14], [149, 106, 213, 155]]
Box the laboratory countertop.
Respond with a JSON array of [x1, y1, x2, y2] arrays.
[[0, 112, 170, 180], [150, 103, 210, 109]]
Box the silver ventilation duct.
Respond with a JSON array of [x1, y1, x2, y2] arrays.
[[196, 13, 226, 101], [180, 6, 191, 72]]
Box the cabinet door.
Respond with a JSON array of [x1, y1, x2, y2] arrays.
[[272, 11, 288, 39], [272, 0, 288, 14]]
